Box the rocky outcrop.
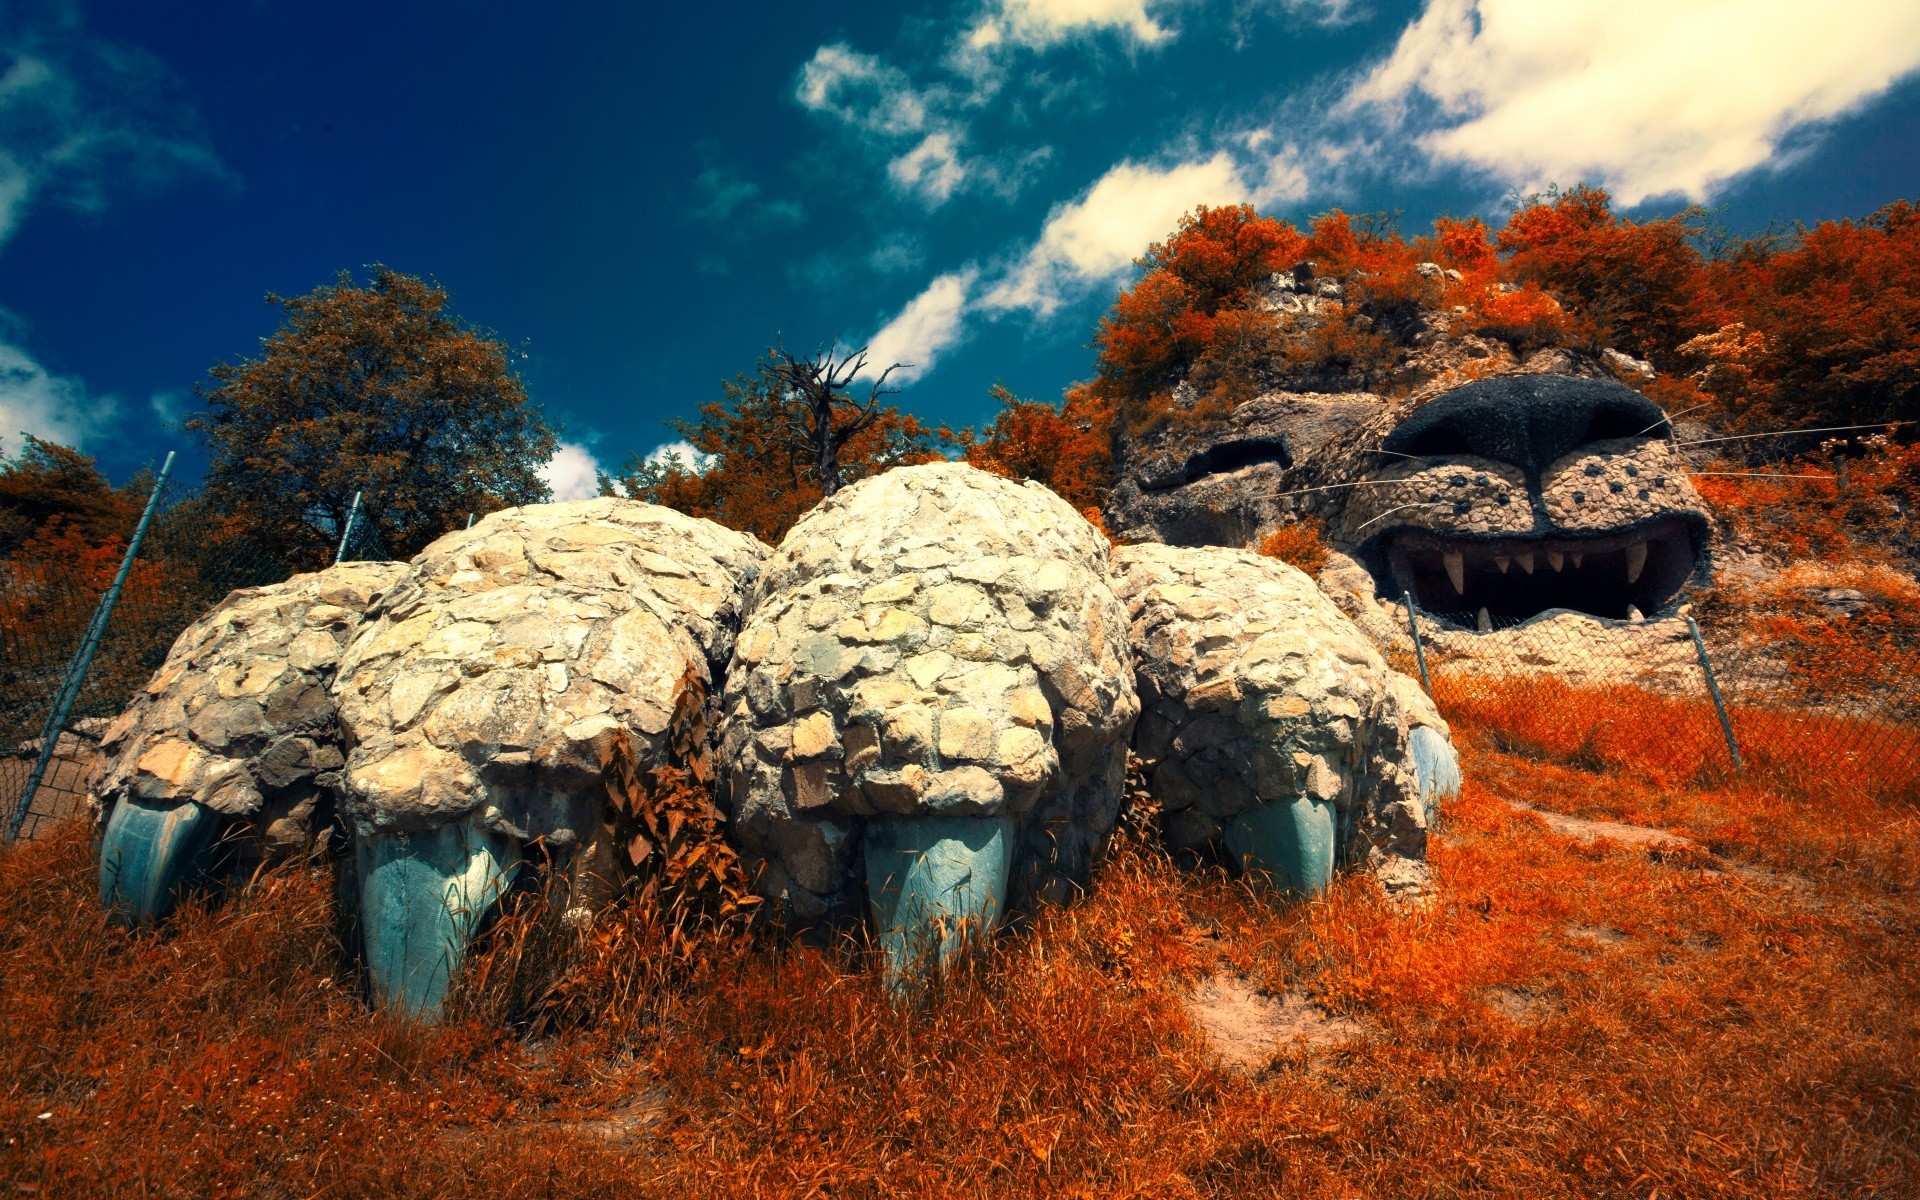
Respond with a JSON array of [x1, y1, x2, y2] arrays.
[[1111, 543, 1449, 894], [333, 498, 767, 845], [720, 462, 1139, 921], [91, 560, 407, 856]]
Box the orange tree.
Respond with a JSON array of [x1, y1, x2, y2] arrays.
[[1708, 200, 1920, 433], [190, 266, 556, 568], [0, 435, 145, 558], [606, 348, 956, 545], [1495, 184, 1717, 368], [961, 384, 1113, 514]]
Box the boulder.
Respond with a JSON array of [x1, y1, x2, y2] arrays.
[[1110, 543, 1453, 895], [720, 462, 1139, 925]]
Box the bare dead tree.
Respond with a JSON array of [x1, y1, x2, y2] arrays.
[[771, 344, 908, 497]]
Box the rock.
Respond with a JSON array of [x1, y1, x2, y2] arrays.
[[720, 462, 1139, 922], [1110, 543, 1449, 890], [335, 498, 768, 845]]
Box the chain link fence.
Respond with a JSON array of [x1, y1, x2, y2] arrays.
[[1, 476, 398, 842], [1393, 596, 1920, 806]]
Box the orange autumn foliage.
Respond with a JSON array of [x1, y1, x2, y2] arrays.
[[1256, 517, 1331, 576], [962, 384, 1114, 512]]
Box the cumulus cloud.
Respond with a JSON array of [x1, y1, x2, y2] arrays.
[[0, 19, 229, 247], [795, 44, 929, 136], [1343, 0, 1920, 204], [860, 268, 980, 383], [966, 0, 1174, 50], [538, 441, 604, 502], [644, 439, 716, 472], [981, 153, 1248, 315], [0, 336, 118, 453], [888, 132, 969, 206]]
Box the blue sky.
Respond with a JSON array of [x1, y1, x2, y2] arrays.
[[4, 0, 1919, 498]]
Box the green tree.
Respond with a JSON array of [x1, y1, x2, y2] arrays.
[[190, 265, 556, 567]]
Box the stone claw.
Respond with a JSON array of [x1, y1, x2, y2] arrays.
[[1222, 796, 1337, 896], [98, 799, 223, 926], [1409, 725, 1462, 823], [355, 821, 519, 1020], [864, 815, 1014, 992]]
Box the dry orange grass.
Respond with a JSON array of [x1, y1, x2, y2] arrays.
[[4, 700, 1917, 1197]]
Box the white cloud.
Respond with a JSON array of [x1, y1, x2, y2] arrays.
[[539, 441, 604, 502], [148, 388, 184, 429], [644, 440, 716, 472], [795, 44, 929, 136], [968, 0, 1174, 50], [860, 268, 981, 383], [1343, 0, 1920, 204], [0, 337, 118, 453], [981, 153, 1248, 315], [889, 132, 969, 205]]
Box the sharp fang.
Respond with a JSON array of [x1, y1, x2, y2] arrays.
[[1476, 607, 1492, 633], [1571, 552, 1584, 568], [1625, 541, 1648, 584], [1516, 551, 1535, 574], [1443, 550, 1465, 594], [1548, 551, 1565, 572], [1495, 556, 1510, 574], [1627, 605, 1645, 623]]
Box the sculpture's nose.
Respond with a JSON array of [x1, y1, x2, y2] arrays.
[[1380, 375, 1669, 478]]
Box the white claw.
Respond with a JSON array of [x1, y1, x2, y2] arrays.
[[1516, 551, 1535, 574], [1625, 541, 1648, 584], [1444, 550, 1465, 594], [1495, 556, 1510, 574], [1548, 551, 1565, 572]]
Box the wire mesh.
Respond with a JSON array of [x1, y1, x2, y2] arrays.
[[1397, 599, 1920, 807], [1, 480, 399, 840]]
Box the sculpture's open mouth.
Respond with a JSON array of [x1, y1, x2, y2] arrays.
[[1381, 515, 1701, 624]]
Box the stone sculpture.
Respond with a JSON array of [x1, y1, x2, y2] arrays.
[[1109, 369, 1715, 676], [90, 463, 1458, 1018]]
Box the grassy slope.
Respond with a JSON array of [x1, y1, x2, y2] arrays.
[[2, 704, 1916, 1199]]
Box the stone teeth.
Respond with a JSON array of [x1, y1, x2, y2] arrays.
[[1625, 540, 1648, 584], [1548, 551, 1565, 572], [1571, 552, 1584, 568], [1476, 607, 1492, 633], [1626, 605, 1645, 623], [1494, 556, 1510, 574], [1444, 550, 1465, 595], [1516, 551, 1535, 574]]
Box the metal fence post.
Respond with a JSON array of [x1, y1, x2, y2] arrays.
[[1403, 590, 1433, 695], [6, 451, 176, 843], [1685, 613, 1744, 771], [334, 491, 363, 565]]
